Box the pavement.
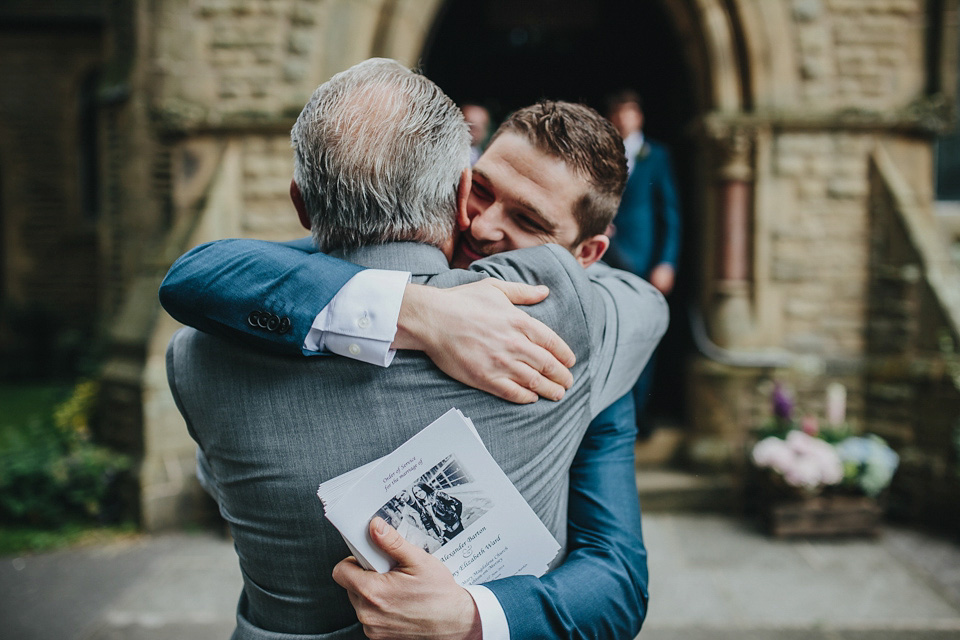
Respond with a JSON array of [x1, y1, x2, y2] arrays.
[[2, 513, 960, 640]]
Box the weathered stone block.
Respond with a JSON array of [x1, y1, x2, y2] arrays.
[[775, 152, 806, 176], [786, 298, 821, 319], [827, 176, 869, 198], [799, 177, 826, 199], [793, 0, 825, 22]]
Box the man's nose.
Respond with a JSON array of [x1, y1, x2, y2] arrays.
[[469, 204, 506, 243]]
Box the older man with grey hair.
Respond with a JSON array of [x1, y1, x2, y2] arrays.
[[164, 58, 664, 640], [291, 59, 466, 253]]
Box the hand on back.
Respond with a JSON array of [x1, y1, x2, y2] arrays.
[[394, 279, 576, 404]]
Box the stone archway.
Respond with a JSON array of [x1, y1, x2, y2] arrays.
[[135, 0, 778, 529], [415, 0, 771, 424]]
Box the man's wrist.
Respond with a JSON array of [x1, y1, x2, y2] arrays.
[[392, 283, 430, 351], [464, 584, 509, 640]]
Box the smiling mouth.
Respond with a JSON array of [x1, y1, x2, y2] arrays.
[[456, 235, 487, 263]]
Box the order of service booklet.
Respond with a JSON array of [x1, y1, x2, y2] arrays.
[[317, 408, 560, 585]]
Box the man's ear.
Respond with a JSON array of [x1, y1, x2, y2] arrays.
[[290, 179, 311, 230], [455, 168, 471, 231], [573, 234, 610, 268]]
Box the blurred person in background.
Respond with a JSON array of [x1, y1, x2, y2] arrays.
[[605, 89, 682, 439], [462, 103, 491, 166]]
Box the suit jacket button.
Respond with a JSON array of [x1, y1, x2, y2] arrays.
[[267, 314, 280, 332], [257, 313, 270, 329], [278, 317, 291, 334], [247, 311, 260, 328]]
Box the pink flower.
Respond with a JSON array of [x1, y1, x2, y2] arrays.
[[801, 415, 819, 437], [753, 431, 844, 491], [784, 457, 821, 489]]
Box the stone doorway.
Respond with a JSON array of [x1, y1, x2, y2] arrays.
[[421, 0, 704, 428]]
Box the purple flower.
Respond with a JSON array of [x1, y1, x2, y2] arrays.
[[772, 383, 794, 421]]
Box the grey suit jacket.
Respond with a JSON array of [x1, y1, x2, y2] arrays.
[[166, 242, 667, 639]]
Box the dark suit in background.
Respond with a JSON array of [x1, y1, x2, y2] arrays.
[[604, 138, 681, 436]]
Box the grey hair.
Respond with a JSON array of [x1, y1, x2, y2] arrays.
[[291, 58, 470, 251]]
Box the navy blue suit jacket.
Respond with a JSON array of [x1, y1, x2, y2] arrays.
[[605, 140, 681, 279], [160, 239, 649, 639]]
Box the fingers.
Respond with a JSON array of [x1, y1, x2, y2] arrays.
[[521, 338, 574, 392], [520, 315, 576, 369], [509, 357, 568, 402], [484, 356, 567, 403], [332, 556, 365, 590], [486, 378, 539, 405], [486, 279, 551, 305], [368, 517, 425, 569], [482, 280, 576, 370]]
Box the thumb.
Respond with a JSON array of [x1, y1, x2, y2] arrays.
[[486, 280, 550, 305], [369, 517, 424, 568]]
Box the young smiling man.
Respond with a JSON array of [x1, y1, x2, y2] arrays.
[[161, 93, 663, 640], [452, 108, 617, 271]]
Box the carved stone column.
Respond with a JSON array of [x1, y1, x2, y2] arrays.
[[712, 128, 755, 347]]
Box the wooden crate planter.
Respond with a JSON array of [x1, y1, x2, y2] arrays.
[[763, 495, 882, 538]]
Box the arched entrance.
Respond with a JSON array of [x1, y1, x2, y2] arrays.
[[420, 0, 707, 428]]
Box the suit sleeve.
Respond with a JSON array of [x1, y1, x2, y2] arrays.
[[158, 238, 363, 356], [483, 394, 648, 639], [654, 148, 682, 269], [584, 260, 668, 416]]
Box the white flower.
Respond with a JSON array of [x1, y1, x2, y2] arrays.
[[752, 437, 792, 470]]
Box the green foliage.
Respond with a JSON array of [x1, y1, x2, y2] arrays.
[[953, 420, 960, 481], [0, 381, 131, 526], [0, 522, 137, 556], [754, 418, 852, 444]]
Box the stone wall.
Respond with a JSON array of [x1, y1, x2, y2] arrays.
[[0, 25, 104, 376], [683, 0, 956, 476], [769, 132, 873, 356], [791, 0, 926, 109], [865, 145, 960, 530], [106, 0, 959, 529], [149, 0, 442, 131]]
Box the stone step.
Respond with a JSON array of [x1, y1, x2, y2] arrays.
[[635, 467, 740, 513], [634, 425, 686, 467], [633, 426, 741, 513]]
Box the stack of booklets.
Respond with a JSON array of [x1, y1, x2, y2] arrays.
[[318, 408, 560, 586]]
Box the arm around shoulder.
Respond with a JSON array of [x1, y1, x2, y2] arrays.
[[159, 238, 363, 355]]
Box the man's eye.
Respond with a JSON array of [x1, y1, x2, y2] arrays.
[[472, 182, 492, 200], [516, 215, 543, 232]]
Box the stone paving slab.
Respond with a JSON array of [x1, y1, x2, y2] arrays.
[[1, 514, 958, 639], [642, 514, 960, 636], [640, 629, 960, 640], [0, 533, 241, 640], [82, 534, 241, 640]]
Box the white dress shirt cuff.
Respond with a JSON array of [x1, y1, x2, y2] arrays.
[[304, 269, 410, 366], [464, 584, 510, 640]]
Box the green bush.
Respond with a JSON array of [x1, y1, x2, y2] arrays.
[[0, 381, 131, 526]]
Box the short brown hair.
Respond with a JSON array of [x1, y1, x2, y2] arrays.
[[606, 90, 643, 116], [492, 101, 627, 243]]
